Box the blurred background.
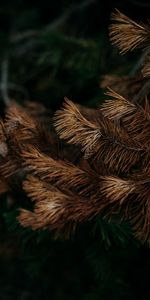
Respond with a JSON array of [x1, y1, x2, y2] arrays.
[[0, 0, 150, 299]]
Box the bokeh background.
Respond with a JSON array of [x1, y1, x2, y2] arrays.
[[0, 0, 150, 299]]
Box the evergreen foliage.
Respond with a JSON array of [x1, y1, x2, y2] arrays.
[[0, 1, 150, 300]]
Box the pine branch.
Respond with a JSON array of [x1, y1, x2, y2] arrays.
[[18, 175, 102, 235], [142, 54, 150, 77], [101, 88, 136, 119], [100, 74, 145, 100], [55, 95, 145, 173], [109, 9, 150, 54], [54, 97, 101, 158], [0, 9, 150, 247], [21, 146, 101, 200]]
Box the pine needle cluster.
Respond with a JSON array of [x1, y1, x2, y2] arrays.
[[0, 10, 150, 245]]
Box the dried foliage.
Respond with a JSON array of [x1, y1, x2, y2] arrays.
[[109, 9, 150, 54], [100, 74, 146, 99], [142, 55, 150, 77], [0, 89, 149, 245], [109, 9, 150, 91], [0, 10, 150, 246]]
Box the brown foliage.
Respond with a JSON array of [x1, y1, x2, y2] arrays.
[[0, 10, 150, 246], [109, 9, 150, 54]]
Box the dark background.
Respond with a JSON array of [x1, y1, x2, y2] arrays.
[[0, 1, 150, 299]]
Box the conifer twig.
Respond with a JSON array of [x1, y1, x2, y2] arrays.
[[109, 9, 150, 54]]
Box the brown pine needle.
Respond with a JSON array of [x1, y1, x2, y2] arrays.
[[109, 9, 150, 53]]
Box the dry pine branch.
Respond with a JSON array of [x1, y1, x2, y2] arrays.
[[0, 10, 150, 246]]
